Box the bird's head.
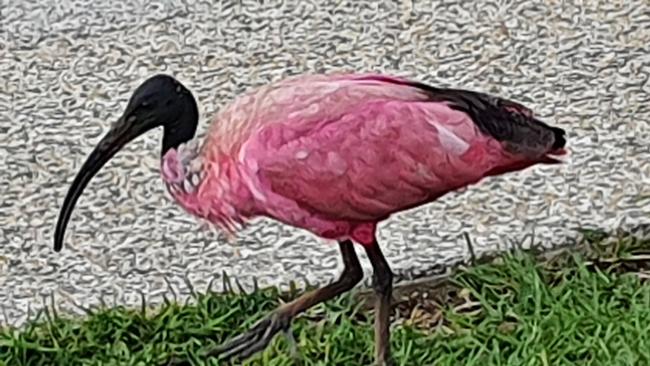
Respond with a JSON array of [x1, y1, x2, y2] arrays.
[[53, 74, 199, 252]]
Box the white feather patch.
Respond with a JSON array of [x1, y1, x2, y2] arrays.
[[435, 124, 470, 155]]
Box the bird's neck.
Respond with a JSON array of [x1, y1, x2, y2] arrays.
[[160, 144, 257, 234], [161, 108, 199, 156], [160, 138, 203, 190]]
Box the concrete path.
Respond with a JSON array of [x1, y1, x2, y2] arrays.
[[1, 0, 649, 327]]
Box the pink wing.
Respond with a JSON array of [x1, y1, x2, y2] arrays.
[[244, 99, 514, 222]]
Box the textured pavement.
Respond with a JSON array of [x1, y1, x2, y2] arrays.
[[1, 1, 649, 327]]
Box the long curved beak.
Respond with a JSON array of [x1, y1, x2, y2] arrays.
[[53, 115, 146, 252]]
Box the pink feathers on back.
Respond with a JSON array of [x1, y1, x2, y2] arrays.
[[161, 73, 565, 245]]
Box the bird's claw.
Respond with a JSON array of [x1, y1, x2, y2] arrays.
[[206, 310, 294, 362], [283, 326, 300, 361]]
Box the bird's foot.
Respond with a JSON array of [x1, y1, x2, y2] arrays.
[[163, 311, 294, 366], [205, 310, 294, 362], [283, 325, 300, 361]]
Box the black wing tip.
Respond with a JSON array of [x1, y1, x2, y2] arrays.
[[550, 126, 567, 150], [405, 79, 569, 152]]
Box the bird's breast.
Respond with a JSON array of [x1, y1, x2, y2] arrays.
[[161, 142, 259, 234], [161, 141, 209, 215]]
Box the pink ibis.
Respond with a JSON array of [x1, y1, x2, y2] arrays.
[[54, 73, 567, 365]]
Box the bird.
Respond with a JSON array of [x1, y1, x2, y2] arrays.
[[53, 72, 567, 365]]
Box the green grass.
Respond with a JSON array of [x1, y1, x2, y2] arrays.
[[1, 230, 649, 366]]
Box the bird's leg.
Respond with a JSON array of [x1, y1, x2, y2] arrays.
[[363, 240, 394, 366], [205, 239, 363, 363]]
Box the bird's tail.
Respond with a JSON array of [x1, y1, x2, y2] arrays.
[[540, 125, 568, 164], [484, 122, 568, 178], [550, 126, 566, 150]]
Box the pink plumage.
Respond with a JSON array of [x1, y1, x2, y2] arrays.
[[55, 72, 567, 364], [161, 73, 566, 246]]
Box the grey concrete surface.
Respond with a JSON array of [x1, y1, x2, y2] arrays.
[[1, 0, 649, 327]]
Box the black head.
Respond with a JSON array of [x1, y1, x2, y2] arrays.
[[123, 74, 199, 153], [53, 74, 199, 252]]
